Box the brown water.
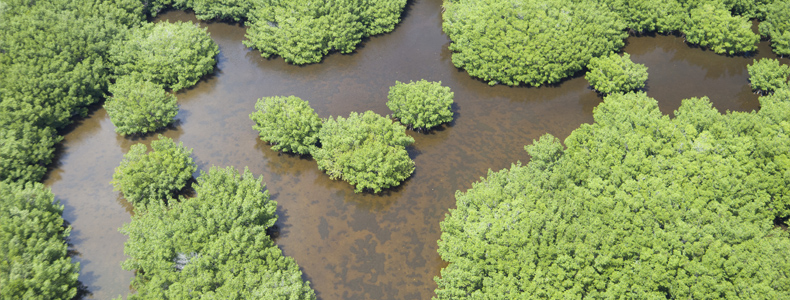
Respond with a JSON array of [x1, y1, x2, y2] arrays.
[[44, 1, 788, 299]]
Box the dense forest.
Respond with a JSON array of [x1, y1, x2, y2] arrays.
[[1, 0, 789, 299]]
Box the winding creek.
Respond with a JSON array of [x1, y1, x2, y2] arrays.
[[43, 0, 788, 299]]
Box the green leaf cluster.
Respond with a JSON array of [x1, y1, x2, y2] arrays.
[[144, 0, 252, 21], [0, 123, 62, 184], [0, 182, 80, 300], [109, 21, 219, 91], [112, 136, 196, 211], [585, 53, 649, 95], [597, 0, 685, 34], [250, 95, 322, 155], [747, 58, 790, 94], [759, 0, 790, 56], [386, 80, 454, 131], [243, 0, 407, 64], [436, 91, 790, 298], [105, 76, 179, 136], [683, 3, 759, 55], [442, 0, 627, 86], [121, 166, 315, 299], [313, 111, 415, 193]]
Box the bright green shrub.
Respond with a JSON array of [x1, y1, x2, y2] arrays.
[[249, 95, 322, 155], [387, 80, 454, 131], [435, 92, 790, 299], [111, 135, 196, 211], [105, 77, 179, 136], [747, 58, 790, 94], [585, 53, 649, 95], [683, 3, 759, 55], [597, 0, 685, 34], [441, 0, 627, 86], [313, 111, 415, 193], [121, 166, 316, 300], [109, 21, 219, 91], [759, 0, 790, 56], [144, 0, 252, 21], [0, 182, 80, 300], [244, 0, 407, 64]]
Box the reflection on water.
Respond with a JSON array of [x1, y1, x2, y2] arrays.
[[44, 1, 786, 299]]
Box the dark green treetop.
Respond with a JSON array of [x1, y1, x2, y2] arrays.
[[111, 135, 196, 211], [585, 52, 648, 95], [747, 58, 790, 95], [387, 80, 454, 131], [759, 0, 790, 56], [0, 182, 80, 300], [109, 21, 219, 91], [313, 111, 415, 193], [250, 95, 323, 155], [121, 166, 316, 299], [442, 0, 627, 86], [243, 0, 407, 64], [435, 91, 790, 299], [105, 76, 179, 136]]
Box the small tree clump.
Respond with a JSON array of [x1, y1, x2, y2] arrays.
[[747, 58, 790, 95], [682, 4, 759, 55], [250, 96, 322, 155], [111, 135, 196, 211], [585, 53, 649, 95], [109, 21, 219, 91], [387, 80, 454, 131], [312, 111, 415, 193], [105, 77, 179, 136]]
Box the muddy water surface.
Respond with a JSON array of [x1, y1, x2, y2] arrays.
[[45, 1, 787, 299]]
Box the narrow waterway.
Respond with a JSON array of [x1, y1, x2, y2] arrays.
[[44, 1, 787, 299]]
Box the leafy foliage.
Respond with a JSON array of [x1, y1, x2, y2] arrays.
[[121, 166, 316, 299], [109, 21, 219, 91], [243, 0, 407, 64], [442, 0, 627, 86], [597, 0, 685, 34], [143, 0, 252, 21], [0, 123, 62, 184], [747, 58, 790, 94], [585, 52, 648, 94], [436, 91, 790, 299], [0, 181, 80, 300], [105, 77, 179, 136], [683, 3, 759, 55], [759, 0, 790, 56], [313, 111, 415, 193], [250, 95, 322, 155], [386, 80, 454, 131], [111, 136, 196, 211]]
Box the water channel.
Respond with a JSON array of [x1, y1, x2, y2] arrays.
[[44, 0, 789, 299]]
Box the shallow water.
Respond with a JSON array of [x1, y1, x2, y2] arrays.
[[44, 1, 787, 299]]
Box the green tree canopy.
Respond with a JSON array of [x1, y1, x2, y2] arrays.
[[250, 95, 322, 155], [0, 122, 61, 184], [759, 0, 790, 56], [109, 21, 219, 91], [747, 58, 790, 95], [121, 166, 316, 299], [313, 111, 415, 193], [105, 76, 179, 136], [683, 3, 759, 55], [0, 182, 80, 300], [387, 80, 454, 131], [243, 0, 407, 64], [435, 91, 790, 299], [111, 136, 196, 211], [442, 0, 627, 86], [585, 52, 649, 95], [597, 0, 685, 34]]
